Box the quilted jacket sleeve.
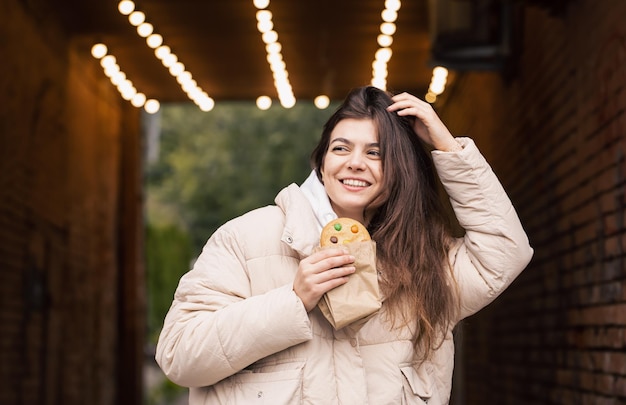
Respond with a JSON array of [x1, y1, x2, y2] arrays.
[[432, 138, 534, 320], [154, 209, 313, 388]]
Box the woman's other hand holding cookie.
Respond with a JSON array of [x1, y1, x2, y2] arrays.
[[293, 248, 355, 312]]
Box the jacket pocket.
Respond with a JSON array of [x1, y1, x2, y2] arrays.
[[399, 362, 435, 404], [222, 359, 306, 404]]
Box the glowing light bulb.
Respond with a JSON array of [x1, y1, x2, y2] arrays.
[[256, 96, 272, 110], [385, 0, 401, 12], [118, 1, 135, 15], [91, 43, 108, 59], [131, 92, 147, 107], [253, 0, 270, 9], [146, 34, 163, 48], [377, 34, 393, 47], [129, 11, 145, 26], [144, 99, 160, 114], [381, 9, 397, 22], [155, 45, 171, 59], [137, 22, 153, 37], [256, 10, 272, 22], [380, 22, 396, 36], [314, 95, 330, 109]]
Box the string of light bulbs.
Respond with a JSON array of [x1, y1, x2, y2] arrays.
[[96, 1, 445, 110], [253, 0, 296, 109], [117, 0, 215, 112], [91, 43, 160, 114], [425, 66, 449, 104], [371, 0, 401, 90]]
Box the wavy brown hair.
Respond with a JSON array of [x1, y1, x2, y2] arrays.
[[311, 86, 458, 359]]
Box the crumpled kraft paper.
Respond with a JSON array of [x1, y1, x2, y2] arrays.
[[316, 240, 381, 329]]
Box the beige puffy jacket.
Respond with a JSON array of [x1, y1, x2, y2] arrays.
[[155, 138, 533, 404]]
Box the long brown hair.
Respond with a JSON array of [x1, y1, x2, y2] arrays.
[[311, 86, 458, 359]]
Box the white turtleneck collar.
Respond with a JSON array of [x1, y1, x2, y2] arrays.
[[300, 170, 337, 232]]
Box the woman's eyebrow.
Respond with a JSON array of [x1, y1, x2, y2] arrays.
[[330, 137, 352, 145], [330, 138, 379, 148]]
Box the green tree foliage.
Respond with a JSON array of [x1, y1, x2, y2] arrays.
[[146, 101, 336, 253], [145, 222, 193, 343]]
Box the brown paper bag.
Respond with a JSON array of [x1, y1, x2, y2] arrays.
[[316, 240, 381, 329]]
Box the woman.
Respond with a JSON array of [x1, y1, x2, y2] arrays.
[[155, 86, 533, 404]]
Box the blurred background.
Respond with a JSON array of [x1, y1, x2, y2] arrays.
[[1, 0, 625, 404]]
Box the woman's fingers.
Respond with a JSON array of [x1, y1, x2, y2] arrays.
[[294, 248, 356, 312], [387, 92, 460, 151], [307, 248, 355, 273]]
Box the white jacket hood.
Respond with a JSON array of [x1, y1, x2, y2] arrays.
[[299, 170, 337, 232]]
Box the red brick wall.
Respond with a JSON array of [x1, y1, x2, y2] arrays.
[[0, 1, 145, 404], [440, 1, 626, 403]]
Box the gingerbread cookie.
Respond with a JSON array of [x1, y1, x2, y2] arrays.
[[320, 218, 371, 246]]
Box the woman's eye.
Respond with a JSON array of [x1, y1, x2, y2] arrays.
[[332, 145, 349, 152], [368, 149, 381, 157]]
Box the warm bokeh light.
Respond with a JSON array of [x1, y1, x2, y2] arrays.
[[198, 97, 215, 112], [128, 11, 145, 26], [162, 53, 177, 67], [144, 99, 160, 114], [154, 45, 171, 59], [257, 19, 273, 33], [146, 34, 163, 48], [380, 22, 396, 36], [385, 0, 401, 12], [131, 92, 147, 108], [253, 0, 270, 9], [118, 0, 135, 15], [314, 95, 330, 109], [381, 9, 398, 23], [110, 71, 126, 86], [429, 66, 448, 95], [377, 34, 393, 47], [137, 22, 153, 37], [256, 10, 272, 22], [256, 96, 272, 110], [169, 62, 185, 76], [433, 66, 449, 77], [100, 55, 117, 69], [425, 66, 449, 102], [262, 30, 278, 44], [266, 42, 281, 54], [375, 47, 392, 62], [91, 43, 108, 59]]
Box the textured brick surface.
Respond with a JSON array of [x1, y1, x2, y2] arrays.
[[441, 1, 626, 403], [0, 1, 145, 404]]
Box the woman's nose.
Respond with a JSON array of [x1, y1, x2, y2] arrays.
[[347, 153, 366, 170]]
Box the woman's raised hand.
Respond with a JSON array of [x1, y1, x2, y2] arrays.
[[293, 248, 355, 312], [387, 92, 462, 152]]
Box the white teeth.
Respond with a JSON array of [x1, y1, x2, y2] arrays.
[[342, 179, 368, 187]]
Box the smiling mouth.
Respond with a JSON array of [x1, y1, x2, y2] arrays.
[[342, 179, 370, 187]]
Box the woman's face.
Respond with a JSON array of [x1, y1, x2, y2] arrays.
[[320, 118, 383, 224]]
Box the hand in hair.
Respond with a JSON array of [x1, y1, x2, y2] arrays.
[[386, 92, 462, 152]]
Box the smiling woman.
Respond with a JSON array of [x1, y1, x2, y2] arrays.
[[155, 85, 533, 405], [319, 118, 383, 224]]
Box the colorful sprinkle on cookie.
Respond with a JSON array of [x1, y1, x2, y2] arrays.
[[320, 218, 371, 246]]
